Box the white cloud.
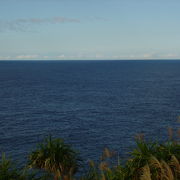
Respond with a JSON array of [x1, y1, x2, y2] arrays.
[[95, 54, 104, 59], [165, 53, 178, 58], [16, 54, 39, 59], [0, 56, 11, 60], [56, 54, 65, 59], [143, 53, 153, 58]]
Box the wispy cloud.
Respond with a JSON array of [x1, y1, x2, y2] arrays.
[[15, 17, 80, 24], [0, 17, 80, 32]]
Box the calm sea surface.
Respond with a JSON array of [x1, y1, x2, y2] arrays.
[[0, 60, 180, 164]]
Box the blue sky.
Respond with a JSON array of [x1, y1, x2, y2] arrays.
[[0, 0, 180, 60]]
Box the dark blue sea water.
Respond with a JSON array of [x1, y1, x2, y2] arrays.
[[0, 60, 180, 165]]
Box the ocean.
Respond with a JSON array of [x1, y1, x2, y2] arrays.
[[0, 60, 180, 165]]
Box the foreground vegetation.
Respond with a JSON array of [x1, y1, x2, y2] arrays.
[[0, 134, 179, 180]]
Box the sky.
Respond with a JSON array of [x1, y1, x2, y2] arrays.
[[0, 0, 180, 60]]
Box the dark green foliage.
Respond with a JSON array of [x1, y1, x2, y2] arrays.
[[0, 153, 20, 180], [154, 141, 180, 161], [1, 136, 179, 180], [0, 153, 52, 180], [28, 136, 80, 180], [124, 140, 180, 180], [81, 140, 180, 180]]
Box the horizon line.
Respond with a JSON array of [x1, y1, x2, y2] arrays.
[[0, 59, 180, 61]]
